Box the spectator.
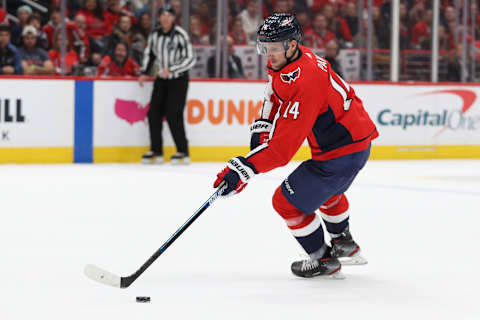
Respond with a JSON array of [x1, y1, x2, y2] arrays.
[[11, 5, 32, 47], [97, 41, 140, 76], [195, 1, 212, 36], [171, 0, 183, 25], [70, 14, 90, 64], [49, 32, 79, 75], [324, 39, 343, 78], [17, 26, 54, 75], [104, 0, 122, 34], [129, 0, 150, 13], [296, 9, 312, 37], [399, 3, 410, 49], [344, 2, 359, 39], [189, 15, 205, 44], [200, 20, 218, 45], [42, 6, 62, 49], [421, 25, 454, 51], [469, 2, 480, 38], [322, 3, 352, 43], [77, 0, 107, 40], [77, 0, 107, 68], [372, 5, 389, 48], [131, 12, 151, 64], [104, 0, 136, 34], [438, 25, 454, 51], [446, 43, 465, 81], [410, 9, 432, 49], [238, 1, 262, 44], [447, 20, 457, 40], [304, 13, 336, 48], [442, 6, 455, 30], [0, 8, 8, 25], [273, 0, 293, 14], [293, 0, 309, 12], [408, 0, 426, 29], [207, 36, 245, 79], [311, 0, 332, 13], [0, 25, 22, 75], [103, 15, 133, 57], [67, 0, 84, 18], [27, 13, 49, 50], [229, 18, 248, 45], [354, 18, 379, 49]]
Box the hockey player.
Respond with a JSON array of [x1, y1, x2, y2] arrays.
[[213, 13, 379, 278]]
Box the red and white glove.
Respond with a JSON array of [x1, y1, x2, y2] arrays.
[[213, 157, 257, 197], [249, 119, 272, 150]]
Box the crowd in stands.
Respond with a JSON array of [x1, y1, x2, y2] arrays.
[[0, 0, 478, 80]]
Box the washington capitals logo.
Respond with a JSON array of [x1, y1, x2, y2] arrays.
[[280, 67, 301, 84]]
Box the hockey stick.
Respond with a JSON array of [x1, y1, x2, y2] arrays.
[[84, 180, 227, 288]]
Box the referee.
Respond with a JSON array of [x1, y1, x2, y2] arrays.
[[139, 4, 195, 164]]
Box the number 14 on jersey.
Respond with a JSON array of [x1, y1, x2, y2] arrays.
[[283, 101, 300, 120]]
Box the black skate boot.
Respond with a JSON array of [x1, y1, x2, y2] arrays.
[[142, 151, 164, 164], [330, 227, 367, 265], [170, 152, 190, 165], [291, 247, 344, 279]]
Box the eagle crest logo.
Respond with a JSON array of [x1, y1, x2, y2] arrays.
[[280, 67, 301, 84]]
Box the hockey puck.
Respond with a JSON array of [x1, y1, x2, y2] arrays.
[[136, 296, 151, 303]]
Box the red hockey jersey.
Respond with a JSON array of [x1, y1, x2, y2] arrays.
[[246, 45, 378, 174]]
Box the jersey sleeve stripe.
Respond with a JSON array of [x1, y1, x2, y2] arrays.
[[330, 74, 348, 102], [261, 75, 274, 119], [246, 143, 269, 158], [268, 101, 283, 140], [335, 72, 350, 91]]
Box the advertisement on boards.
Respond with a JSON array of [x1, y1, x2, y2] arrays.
[[93, 80, 265, 148], [355, 85, 480, 146], [0, 79, 74, 147]]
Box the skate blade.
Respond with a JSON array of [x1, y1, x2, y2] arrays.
[[294, 270, 346, 280], [142, 158, 164, 164], [339, 251, 368, 266], [170, 158, 190, 165], [328, 270, 346, 279]]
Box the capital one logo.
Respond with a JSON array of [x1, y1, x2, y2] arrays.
[[377, 89, 480, 136]]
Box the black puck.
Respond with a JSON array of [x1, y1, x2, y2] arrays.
[[136, 296, 151, 303]]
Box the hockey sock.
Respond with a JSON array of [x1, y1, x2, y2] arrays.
[[272, 187, 326, 257], [319, 194, 350, 238]]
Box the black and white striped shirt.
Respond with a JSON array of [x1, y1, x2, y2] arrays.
[[141, 25, 195, 79]]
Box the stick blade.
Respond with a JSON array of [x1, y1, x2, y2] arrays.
[[84, 264, 121, 288]]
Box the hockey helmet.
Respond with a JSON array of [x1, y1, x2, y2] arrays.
[[256, 13, 302, 55]]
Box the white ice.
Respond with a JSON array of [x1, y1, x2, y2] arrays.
[[1, 160, 479, 320]]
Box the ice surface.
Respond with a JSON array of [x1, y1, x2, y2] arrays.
[[1, 160, 479, 320]]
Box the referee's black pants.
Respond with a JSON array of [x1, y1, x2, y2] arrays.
[[147, 73, 189, 155]]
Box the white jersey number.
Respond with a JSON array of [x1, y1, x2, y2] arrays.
[[283, 101, 300, 120]]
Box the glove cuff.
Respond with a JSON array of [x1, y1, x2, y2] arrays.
[[250, 119, 273, 134], [227, 157, 257, 183]]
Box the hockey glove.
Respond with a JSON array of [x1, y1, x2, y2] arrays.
[[250, 119, 272, 150], [213, 157, 257, 196]]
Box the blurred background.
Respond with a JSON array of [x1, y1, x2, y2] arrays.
[[1, 0, 477, 82]]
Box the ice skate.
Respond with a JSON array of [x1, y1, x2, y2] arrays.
[[291, 248, 344, 279], [330, 227, 367, 265], [170, 152, 190, 165], [142, 151, 164, 164]]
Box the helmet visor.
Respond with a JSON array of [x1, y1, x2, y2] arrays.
[[256, 40, 286, 56]]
